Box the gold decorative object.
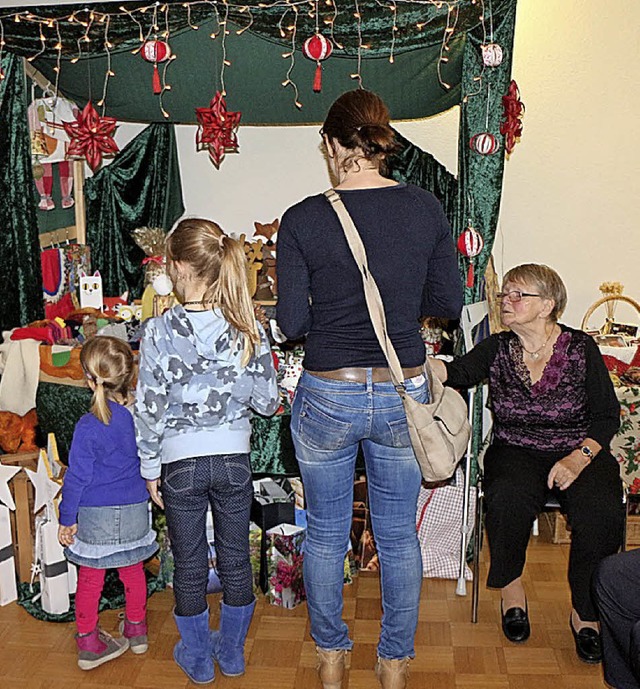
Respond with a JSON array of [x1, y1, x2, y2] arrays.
[[238, 234, 263, 298], [581, 282, 640, 335]]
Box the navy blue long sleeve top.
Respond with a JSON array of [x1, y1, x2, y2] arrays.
[[59, 401, 149, 526], [276, 183, 464, 371]]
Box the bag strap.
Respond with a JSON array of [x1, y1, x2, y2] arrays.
[[324, 188, 441, 397]]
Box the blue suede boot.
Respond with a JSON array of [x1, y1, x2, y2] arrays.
[[211, 599, 256, 676], [173, 609, 215, 684]]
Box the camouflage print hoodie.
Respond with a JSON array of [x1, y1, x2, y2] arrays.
[[134, 305, 279, 480]]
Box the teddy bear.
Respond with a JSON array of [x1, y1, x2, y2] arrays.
[[0, 408, 39, 454]]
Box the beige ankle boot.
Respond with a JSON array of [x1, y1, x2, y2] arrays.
[[375, 657, 410, 689], [316, 647, 346, 689]]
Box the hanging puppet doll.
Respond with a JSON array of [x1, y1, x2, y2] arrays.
[[27, 92, 79, 211]]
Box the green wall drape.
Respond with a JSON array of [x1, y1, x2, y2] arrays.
[[0, 53, 43, 332], [84, 123, 184, 297]]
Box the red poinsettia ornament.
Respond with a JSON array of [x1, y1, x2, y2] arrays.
[[63, 101, 119, 171], [302, 34, 333, 92], [141, 39, 172, 95], [457, 223, 484, 288], [500, 80, 525, 156], [195, 92, 241, 169]]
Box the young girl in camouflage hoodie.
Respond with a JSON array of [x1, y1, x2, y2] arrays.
[[135, 218, 279, 685]]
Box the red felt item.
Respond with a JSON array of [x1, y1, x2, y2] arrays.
[[601, 347, 640, 377], [500, 80, 525, 155], [44, 292, 75, 321], [11, 326, 55, 344]]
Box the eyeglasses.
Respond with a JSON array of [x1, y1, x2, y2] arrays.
[[496, 290, 542, 302]]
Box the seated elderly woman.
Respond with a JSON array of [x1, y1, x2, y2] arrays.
[[431, 263, 624, 664]]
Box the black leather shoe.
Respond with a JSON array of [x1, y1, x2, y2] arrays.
[[501, 601, 530, 643], [570, 618, 602, 664]]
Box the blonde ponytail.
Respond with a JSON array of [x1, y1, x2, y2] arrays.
[[167, 218, 261, 367], [210, 236, 260, 366], [80, 336, 135, 424]]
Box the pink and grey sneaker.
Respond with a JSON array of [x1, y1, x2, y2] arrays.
[[76, 627, 129, 670], [119, 616, 149, 654]]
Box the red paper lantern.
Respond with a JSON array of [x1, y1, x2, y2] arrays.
[[302, 34, 333, 93], [141, 39, 172, 95], [63, 101, 119, 172], [469, 132, 500, 155], [457, 225, 484, 287]]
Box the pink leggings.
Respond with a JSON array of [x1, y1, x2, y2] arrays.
[[75, 562, 147, 634]]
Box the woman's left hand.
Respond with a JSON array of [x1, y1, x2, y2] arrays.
[[547, 451, 589, 491]]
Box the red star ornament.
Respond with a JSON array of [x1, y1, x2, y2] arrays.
[[63, 101, 119, 172], [195, 92, 241, 169]]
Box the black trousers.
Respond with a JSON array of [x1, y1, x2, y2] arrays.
[[594, 549, 640, 689], [484, 443, 624, 621], [162, 453, 254, 616]]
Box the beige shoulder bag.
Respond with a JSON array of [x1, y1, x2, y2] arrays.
[[324, 189, 470, 482]]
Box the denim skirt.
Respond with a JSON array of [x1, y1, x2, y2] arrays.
[[65, 500, 158, 569]]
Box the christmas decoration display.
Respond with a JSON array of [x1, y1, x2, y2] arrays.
[[266, 523, 306, 608], [457, 223, 484, 288], [253, 219, 279, 300], [25, 449, 77, 615], [481, 42, 503, 67], [469, 132, 500, 155], [302, 34, 333, 92], [195, 92, 241, 169], [141, 39, 172, 95], [63, 101, 119, 172], [500, 79, 525, 156], [0, 460, 21, 606], [78, 270, 103, 310]]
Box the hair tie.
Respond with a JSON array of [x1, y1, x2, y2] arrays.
[[95, 376, 104, 386]]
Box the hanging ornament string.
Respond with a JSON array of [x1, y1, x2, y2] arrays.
[[158, 3, 176, 119], [280, 5, 302, 109], [389, 0, 398, 64], [302, 0, 332, 93], [350, 0, 363, 88], [0, 19, 5, 81], [219, 1, 231, 97], [97, 15, 113, 111], [437, 2, 459, 90]]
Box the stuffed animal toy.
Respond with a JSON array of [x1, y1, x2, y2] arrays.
[[253, 219, 279, 300], [0, 408, 39, 454], [102, 291, 129, 318]]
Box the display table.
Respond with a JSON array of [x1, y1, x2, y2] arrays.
[[613, 384, 640, 489], [36, 378, 299, 475]]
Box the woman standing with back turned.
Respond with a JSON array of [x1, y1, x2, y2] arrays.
[[276, 90, 463, 689]]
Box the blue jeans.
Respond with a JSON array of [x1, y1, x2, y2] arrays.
[[291, 370, 426, 660], [161, 453, 254, 616]]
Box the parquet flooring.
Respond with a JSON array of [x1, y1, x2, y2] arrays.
[[0, 519, 611, 688]]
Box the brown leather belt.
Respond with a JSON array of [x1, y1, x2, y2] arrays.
[[306, 365, 424, 384]]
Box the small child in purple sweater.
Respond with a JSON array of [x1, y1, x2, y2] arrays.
[[58, 336, 157, 671]]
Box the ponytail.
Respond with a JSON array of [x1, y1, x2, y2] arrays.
[[209, 236, 260, 366], [80, 336, 135, 424]]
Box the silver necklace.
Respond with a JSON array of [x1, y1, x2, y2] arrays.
[[520, 326, 555, 360]]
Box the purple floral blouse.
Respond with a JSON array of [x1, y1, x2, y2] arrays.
[[445, 325, 620, 453]]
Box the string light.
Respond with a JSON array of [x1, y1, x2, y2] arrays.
[[0, 0, 475, 112]]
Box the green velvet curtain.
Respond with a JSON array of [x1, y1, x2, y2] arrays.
[[0, 53, 43, 332], [387, 128, 459, 230], [84, 123, 184, 298], [458, 0, 517, 304]]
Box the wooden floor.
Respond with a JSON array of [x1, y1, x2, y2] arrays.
[[0, 519, 611, 689]]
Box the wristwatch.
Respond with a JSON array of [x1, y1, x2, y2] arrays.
[[579, 445, 594, 462]]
